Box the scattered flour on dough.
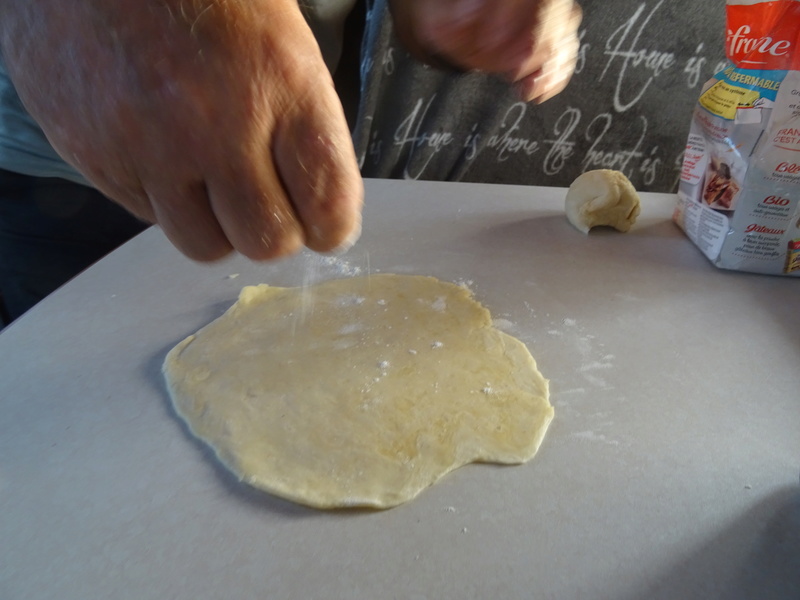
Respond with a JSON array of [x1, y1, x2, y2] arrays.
[[336, 295, 366, 307], [339, 323, 363, 335]]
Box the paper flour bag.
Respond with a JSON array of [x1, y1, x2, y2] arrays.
[[675, 0, 800, 276]]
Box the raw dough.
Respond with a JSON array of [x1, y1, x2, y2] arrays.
[[565, 169, 641, 233], [163, 274, 552, 509]]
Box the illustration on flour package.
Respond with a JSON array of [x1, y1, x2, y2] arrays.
[[675, 0, 800, 276]]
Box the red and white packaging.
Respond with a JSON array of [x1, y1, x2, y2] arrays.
[[675, 0, 800, 276]]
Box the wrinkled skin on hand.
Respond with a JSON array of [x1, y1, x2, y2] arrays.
[[389, 0, 582, 103], [0, 0, 363, 261]]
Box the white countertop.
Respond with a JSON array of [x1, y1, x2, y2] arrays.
[[1, 179, 798, 600]]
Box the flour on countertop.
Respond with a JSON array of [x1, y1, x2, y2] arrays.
[[571, 431, 621, 446], [613, 292, 640, 302], [558, 388, 587, 395], [455, 278, 475, 290], [581, 372, 609, 389], [579, 361, 615, 372], [492, 318, 516, 332]]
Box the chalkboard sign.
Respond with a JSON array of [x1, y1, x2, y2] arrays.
[[355, 0, 728, 193]]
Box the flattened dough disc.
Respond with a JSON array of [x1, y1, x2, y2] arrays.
[[163, 274, 553, 509]]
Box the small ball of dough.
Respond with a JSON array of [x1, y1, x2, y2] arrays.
[[565, 169, 641, 234]]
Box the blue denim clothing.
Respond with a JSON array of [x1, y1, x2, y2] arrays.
[[0, 169, 146, 322]]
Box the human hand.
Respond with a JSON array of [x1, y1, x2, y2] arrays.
[[389, 0, 582, 103], [0, 0, 363, 261]]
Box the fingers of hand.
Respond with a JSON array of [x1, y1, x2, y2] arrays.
[[203, 3, 362, 260], [149, 182, 234, 262], [505, 1, 581, 80], [206, 157, 305, 262], [20, 0, 363, 263], [274, 93, 364, 255], [82, 171, 158, 225], [415, 0, 581, 94], [514, 6, 582, 102], [150, 2, 361, 262], [198, 87, 362, 261]]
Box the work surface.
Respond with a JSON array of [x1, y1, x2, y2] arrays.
[[2, 179, 798, 599]]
